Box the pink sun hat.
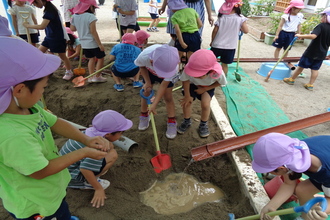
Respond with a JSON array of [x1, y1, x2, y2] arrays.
[[0, 15, 12, 36], [72, 0, 98, 14], [134, 30, 150, 47], [0, 37, 60, 114], [252, 133, 311, 173], [168, 0, 187, 11], [85, 110, 133, 137], [284, 0, 304, 14], [184, 49, 223, 79], [219, 0, 243, 15], [149, 44, 180, 78], [121, 33, 137, 45]]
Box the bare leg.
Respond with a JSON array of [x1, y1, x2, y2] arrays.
[[148, 19, 155, 29], [200, 92, 211, 121], [221, 63, 228, 76], [163, 87, 175, 118], [112, 74, 122, 84], [291, 66, 304, 80], [58, 52, 72, 71], [274, 47, 281, 59], [88, 57, 96, 76], [309, 69, 319, 85], [96, 149, 118, 177], [154, 18, 160, 27], [95, 57, 104, 77]]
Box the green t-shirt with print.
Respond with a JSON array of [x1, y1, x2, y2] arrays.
[[171, 8, 199, 33]]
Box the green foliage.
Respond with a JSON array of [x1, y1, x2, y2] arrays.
[[268, 12, 284, 35], [301, 12, 323, 34], [241, 0, 251, 17], [250, 0, 275, 16]]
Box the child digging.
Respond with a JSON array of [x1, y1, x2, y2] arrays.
[[60, 110, 132, 208], [0, 37, 110, 219], [177, 49, 227, 138]]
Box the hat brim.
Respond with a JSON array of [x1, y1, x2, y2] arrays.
[[184, 62, 222, 78], [85, 118, 133, 137], [153, 64, 179, 78], [252, 160, 276, 173]]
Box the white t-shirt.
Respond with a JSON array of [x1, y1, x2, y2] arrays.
[[7, 5, 38, 35], [71, 13, 98, 49], [180, 71, 227, 86], [281, 13, 303, 32], [115, 0, 137, 26], [148, 0, 158, 14]]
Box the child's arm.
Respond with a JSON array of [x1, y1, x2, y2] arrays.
[[31, 13, 38, 25], [180, 80, 193, 108], [274, 18, 285, 41], [140, 66, 152, 88], [90, 20, 104, 52], [203, 0, 214, 26], [11, 14, 19, 35], [148, 80, 170, 115], [108, 54, 116, 63], [24, 18, 50, 30], [148, 0, 155, 7], [295, 33, 317, 40], [195, 81, 220, 95], [240, 20, 249, 34], [68, 44, 81, 59], [117, 8, 135, 16], [196, 17, 203, 29], [297, 23, 302, 35], [210, 25, 219, 47], [174, 24, 187, 49], [158, 0, 167, 15], [70, 24, 77, 32], [80, 168, 106, 208]]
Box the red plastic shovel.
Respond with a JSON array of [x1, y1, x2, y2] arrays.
[[140, 89, 172, 173]]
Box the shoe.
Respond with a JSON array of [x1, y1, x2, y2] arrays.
[[138, 115, 150, 130], [298, 73, 306, 78], [133, 81, 143, 88], [199, 123, 210, 138], [304, 83, 313, 91], [63, 70, 73, 80], [283, 77, 295, 85], [147, 28, 154, 32], [113, 84, 124, 91], [87, 76, 95, 83], [92, 76, 107, 83], [83, 178, 110, 190], [177, 119, 191, 134], [152, 27, 159, 32], [166, 122, 177, 139]]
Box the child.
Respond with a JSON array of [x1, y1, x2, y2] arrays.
[[134, 29, 150, 50], [147, 0, 160, 32], [210, 0, 248, 75], [168, 0, 203, 60], [24, 0, 74, 80], [252, 133, 330, 220], [71, 0, 107, 83], [0, 37, 110, 219], [65, 27, 82, 60], [60, 110, 132, 208], [134, 44, 180, 139], [109, 33, 143, 91], [283, 7, 330, 91], [177, 49, 227, 138], [7, 0, 39, 46], [113, 0, 138, 34], [273, 0, 304, 69]]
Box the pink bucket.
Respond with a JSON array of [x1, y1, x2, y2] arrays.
[[264, 176, 299, 203]]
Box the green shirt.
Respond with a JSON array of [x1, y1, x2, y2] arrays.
[[0, 104, 71, 218], [171, 8, 199, 33]]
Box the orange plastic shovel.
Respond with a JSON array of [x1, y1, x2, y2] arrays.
[[73, 48, 86, 76], [72, 61, 114, 87], [140, 89, 172, 173]]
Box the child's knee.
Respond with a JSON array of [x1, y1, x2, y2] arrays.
[[105, 148, 118, 162]]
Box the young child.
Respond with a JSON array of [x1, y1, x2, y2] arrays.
[[252, 133, 330, 220], [273, 0, 304, 69], [177, 49, 227, 138], [24, 0, 73, 80], [283, 7, 330, 91], [7, 0, 39, 46], [210, 0, 248, 75], [71, 0, 107, 83], [0, 37, 110, 220], [134, 44, 180, 139], [113, 0, 138, 34], [147, 0, 160, 32], [168, 0, 203, 61], [134, 29, 150, 50], [60, 110, 132, 208], [109, 33, 143, 91], [65, 27, 82, 60]]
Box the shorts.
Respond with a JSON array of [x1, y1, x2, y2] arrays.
[[143, 71, 174, 88], [19, 33, 39, 44], [149, 13, 159, 19], [120, 24, 136, 31], [272, 30, 295, 50], [175, 31, 201, 52], [298, 55, 323, 70], [210, 47, 235, 64], [111, 65, 139, 77], [41, 38, 67, 53], [93, 158, 106, 176], [83, 47, 106, 59], [182, 83, 214, 101]]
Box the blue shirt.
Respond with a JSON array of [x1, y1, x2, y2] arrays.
[[110, 43, 141, 72]]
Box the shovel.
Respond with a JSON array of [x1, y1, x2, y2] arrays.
[[228, 197, 327, 220], [234, 31, 243, 82], [265, 36, 298, 82], [73, 48, 86, 76], [140, 89, 172, 173], [72, 61, 114, 87], [19, 11, 32, 44]]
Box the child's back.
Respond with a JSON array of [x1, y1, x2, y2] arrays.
[[171, 7, 199, 33], [72, 12, 99, 49]]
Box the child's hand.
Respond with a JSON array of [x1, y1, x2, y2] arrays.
[[86, 136, 111, 152], [260, 205, 276, 220], [158, 7, 165, 15], [304, 206, 328, 220], [194, 86, 206, 95], [99, 45, 105, 52], [181, 42, 188, 49], [23, 22, 29, 28], [179, 96, 193, 107], [91, 189, 107, 208], [148, 104, 157, 115]]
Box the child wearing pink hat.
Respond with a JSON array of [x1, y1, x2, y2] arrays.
[[134, 44, 180, 139], [108, 33, 143, 91], [23, 0, 74, 80], [283, 7, 330, 91], [252, 133, 330, 220], [70, 0, 107, 83], [0, 37, 110, 219], [273, 0, 304, 69], [210, 0, 248, 75], [60, 110, 132, 208], [134, 30, 150, 50], [177, 49, 227, 137]]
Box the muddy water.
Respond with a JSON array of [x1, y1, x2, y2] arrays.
[[140, 173, 225, 215]]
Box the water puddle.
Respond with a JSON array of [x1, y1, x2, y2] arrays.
[[140, 173, 225, 215]]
